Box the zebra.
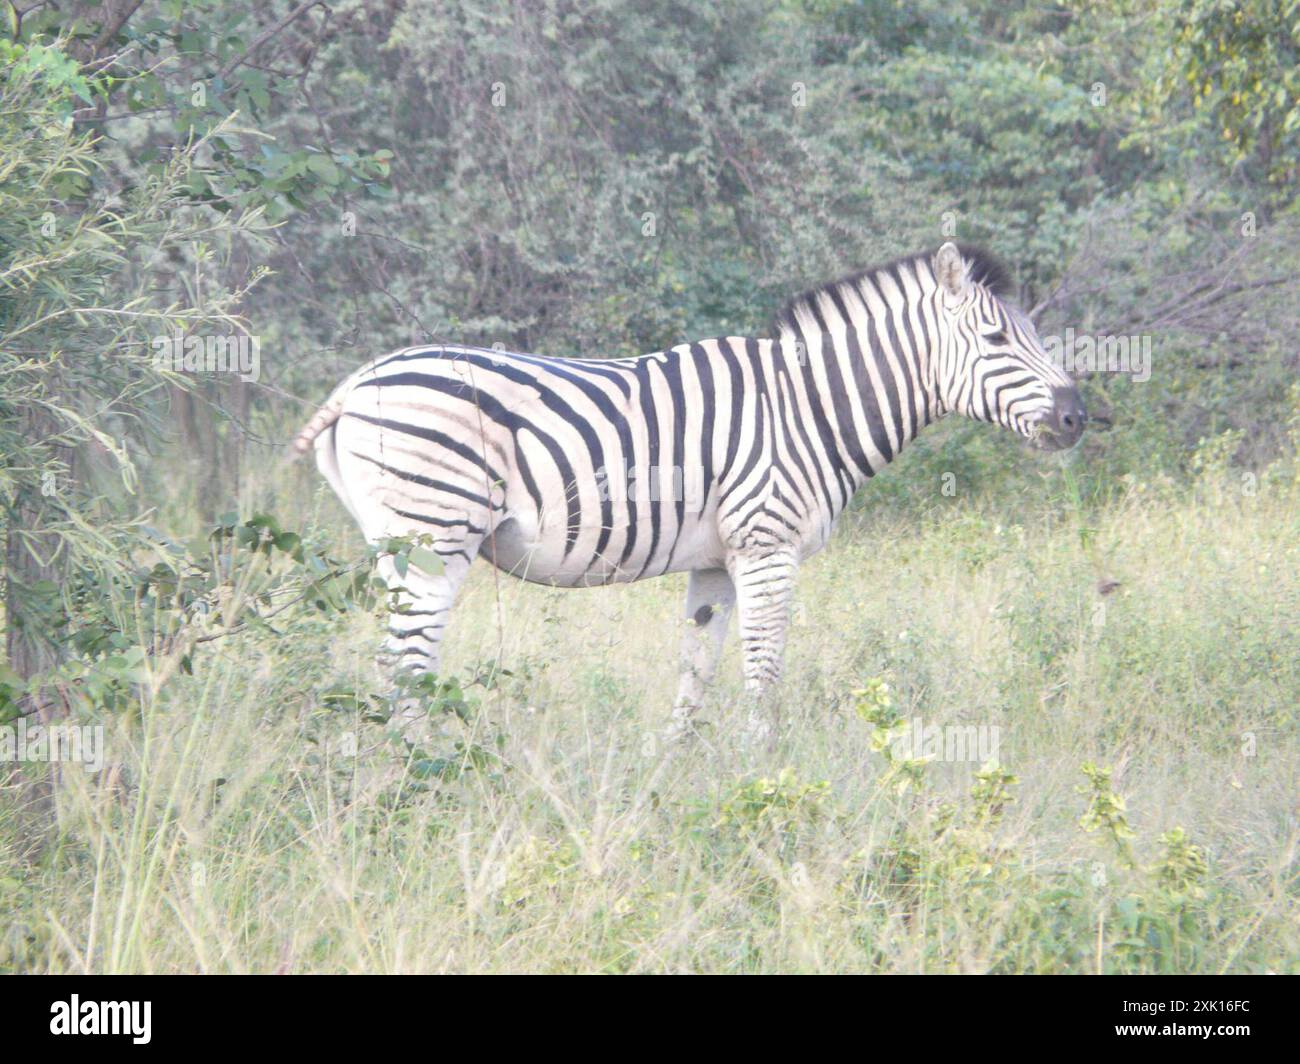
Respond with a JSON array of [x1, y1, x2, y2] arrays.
[[292, 242, 1085, 732]]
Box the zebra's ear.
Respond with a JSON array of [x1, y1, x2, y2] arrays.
[[933, 242, 969, 301]]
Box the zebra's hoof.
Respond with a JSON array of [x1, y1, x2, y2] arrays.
[[664, 704, 716, 749], [664, 707, 697, 745], [741, 711, 777, 751]]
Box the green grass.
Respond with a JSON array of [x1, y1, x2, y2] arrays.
[[2, 463, 1297, 973]]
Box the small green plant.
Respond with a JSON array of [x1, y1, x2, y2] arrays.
[[852, 677, 926, 792], [969, 762, 1019, 826], [1154, 827, 1209, 900], [1078, 762, 1136, 867], [879, 763, 1024, 894], [1073, 764, 1221, 972], [1105, 828, 1214, 974], [717, 767, 831, 842]]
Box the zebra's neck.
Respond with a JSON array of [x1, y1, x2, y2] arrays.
[[770, 255, 944, 503]]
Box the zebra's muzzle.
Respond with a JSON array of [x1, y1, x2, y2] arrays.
[[1031, 385, 1087, 450]]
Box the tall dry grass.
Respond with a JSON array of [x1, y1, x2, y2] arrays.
[[2, 461, 1296, 973]]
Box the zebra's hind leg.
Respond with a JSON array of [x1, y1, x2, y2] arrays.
[[667, 568, 736, 741], [728, 549, 798, 746], [374, 533, 481, 744]]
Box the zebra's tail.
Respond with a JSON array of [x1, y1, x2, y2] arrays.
[[290, 388, 349, 457]]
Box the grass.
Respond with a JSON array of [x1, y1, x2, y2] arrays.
[[1, 456, 1297, 973]]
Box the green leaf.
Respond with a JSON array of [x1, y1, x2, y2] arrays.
[[408, 545, 444, 575]]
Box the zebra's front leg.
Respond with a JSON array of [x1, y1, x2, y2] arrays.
[[668, 568, 736, 740], [729, 549, 798, 745]]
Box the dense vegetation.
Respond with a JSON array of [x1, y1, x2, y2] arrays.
[[1, 0, 1296, 973]]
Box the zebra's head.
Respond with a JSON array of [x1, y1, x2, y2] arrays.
[[929, 242, 1086, 450]]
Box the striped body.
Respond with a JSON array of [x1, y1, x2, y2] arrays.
[[325, 335, 904, 585], [298, 244, 1085, 728]]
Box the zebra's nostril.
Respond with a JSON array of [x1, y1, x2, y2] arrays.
[[1050, 386, 1086, 438]]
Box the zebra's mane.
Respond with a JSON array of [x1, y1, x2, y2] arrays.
[[770, 244, 1012, 337]]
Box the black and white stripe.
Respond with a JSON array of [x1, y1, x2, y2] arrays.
[[294, 242, 1084, 715]]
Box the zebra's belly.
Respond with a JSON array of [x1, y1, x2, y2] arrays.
[[479, 502, 726, 587]]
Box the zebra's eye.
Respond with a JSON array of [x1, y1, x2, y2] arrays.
[[984, 328, 1008, 346]]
